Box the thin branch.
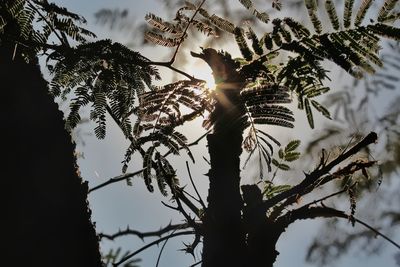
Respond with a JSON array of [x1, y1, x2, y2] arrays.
[[164, 130, 211, 158], [355, 217, 400, 250], [99, 223, 189, 241], [183, 189, 203, 205], [174, 187, 200, 229], [187, 130, 211, 147], [169, 0, 207, 64], [88, 169, 143, 193], [186, 161, 206, 210], [261, 132, 378, 211], [275, 206, 400, 251], [155, 237, 168, 267], [301, 183, 357, 208], [89, 123, 210, 194], [161, 201, 179, 211], [27, 1, 68, 47], [105, 105, 146, 157], [113, 231, 195, 267], [189, 261, 202, 267], [144, 0, 207, 81], [148, 61, 201, 81], [156, 227, 179, 267]]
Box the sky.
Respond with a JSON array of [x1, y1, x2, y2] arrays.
[[51, 1, 400, 266]]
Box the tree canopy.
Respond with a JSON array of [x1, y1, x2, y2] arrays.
[[1, 0, 400, 266]]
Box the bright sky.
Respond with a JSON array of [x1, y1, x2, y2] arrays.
[[52, 1, 399, 266]]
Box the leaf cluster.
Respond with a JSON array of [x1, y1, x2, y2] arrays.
[[0, 0, 95, 61], [50, 39, 160, 139]]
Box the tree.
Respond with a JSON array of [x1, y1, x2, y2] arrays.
[[0, 1, 101, 266], [2, 0, 400, 267]]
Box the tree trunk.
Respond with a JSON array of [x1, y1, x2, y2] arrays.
[[194, 49, 283, 267], [201, 85, 248, 267], [0, 42, 102, 266]]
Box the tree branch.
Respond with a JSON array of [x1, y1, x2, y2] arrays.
[[88, 169, 143, 193], [186, 161, 207, 210], [99, 223, 189, 241], [169, 0, 206, 64], [261, 132, 378, 211], [144, 0, 207, 81], [27, 1, 68, 47], [275, 206, 400, 250], [113, 231, 195, 267], [89, 130, 211, 194], [147, 61, 202, 81]]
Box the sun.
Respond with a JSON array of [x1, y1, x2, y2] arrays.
[[192, 62, 216, 90]]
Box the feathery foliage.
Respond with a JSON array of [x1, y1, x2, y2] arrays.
[[3, 1, 400, 265], [0, 0, 95, 61], [50, 39, 160, 139]]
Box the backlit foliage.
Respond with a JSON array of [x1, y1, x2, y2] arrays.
[[2, 0, 400, 265], [0, 0, 95, 62], [2, 0, 398, 194]]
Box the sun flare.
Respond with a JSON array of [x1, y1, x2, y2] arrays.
[[193, 63, 216, 90]]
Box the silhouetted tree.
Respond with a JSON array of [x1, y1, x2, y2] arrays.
[[2, 1, 400, 267], [0, 1, 101, 266]]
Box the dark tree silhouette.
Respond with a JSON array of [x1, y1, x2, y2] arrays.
[[0, 15, 102, 267], [2, 1, 400, 267]]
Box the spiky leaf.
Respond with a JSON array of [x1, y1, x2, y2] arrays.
[[325, 0, 340, 30], [343, 0, 355, 28], [354, 0, 373, 26]]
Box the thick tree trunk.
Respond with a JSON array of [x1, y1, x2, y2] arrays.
[[202, 87, 248, 267], [194, 49, 282, 267], [1, 43, 102, 266]]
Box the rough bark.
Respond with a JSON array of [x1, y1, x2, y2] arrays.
[[0, 41, 102, 266], [202, 86, 248, 267], [193, 49, 282, 267]]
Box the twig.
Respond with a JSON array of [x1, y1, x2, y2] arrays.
[[113, 231, 195, 267], [174, 188, 199, 229], [161, 201, 179, 211], [276, 206, 400, 251], [145, 0, 207, 81], [301, 183, 357, 209], [88, 169, 144, 193], [355, 217, 400, 250], [169, 0, 207, 64], [261, 132, 378, 211], [148, 61, 200, 81], [99, 223, 188, 241], [189, 261, 202, 267], [186, 161, 206, 210], [27, 1, 68, 47], [156, 227, 180, 267], [183, 189, 203, 205]]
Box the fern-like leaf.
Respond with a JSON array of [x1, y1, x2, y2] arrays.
[[378, 0, 399, 22], [209, 14, 235, 33], [304, 0, 322, 34], [238, 0, 270, 23], [343, 0, 355, 28], [304, 98, 314, 128], [311, 99, 331, 119], [325, 0, 340, 30], [246, 27, 264, 56], [285, 140, 301, 152], [234, 27, 253, 61], [354, 0, 373, 26], [143, 146, 155, 192], [145, 31, 183, 47], [368, 23, 400, 41], [145, 13, 182, 35]]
